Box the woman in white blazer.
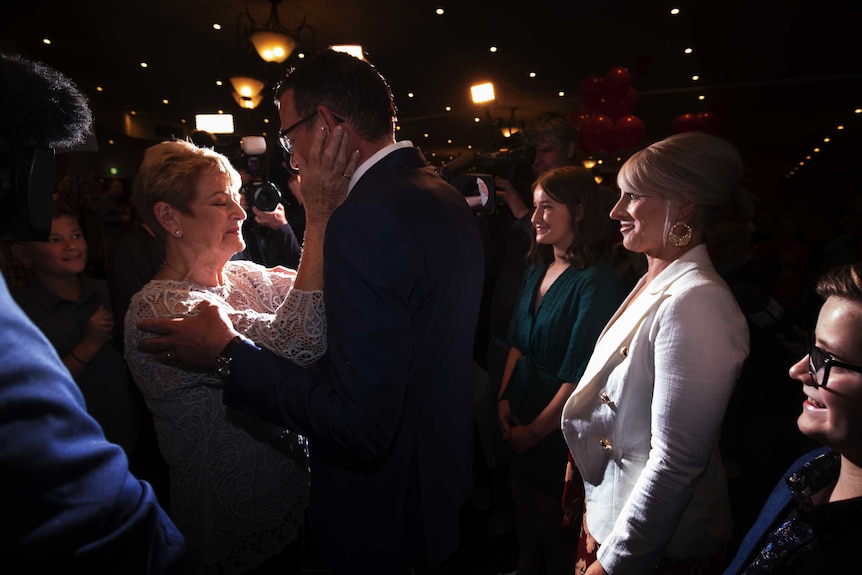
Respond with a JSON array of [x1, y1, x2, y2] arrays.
[[561, 132, 751, 575]]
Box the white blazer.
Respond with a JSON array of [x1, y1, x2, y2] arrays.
[[562, 244, 748, 575]]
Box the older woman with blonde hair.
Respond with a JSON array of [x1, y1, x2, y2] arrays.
[[125, 129, 356, 574], [562, 132, 752, 575]]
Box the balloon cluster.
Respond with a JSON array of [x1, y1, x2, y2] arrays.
[[671, 110, 719, 134], [571, 66, 646, 154]]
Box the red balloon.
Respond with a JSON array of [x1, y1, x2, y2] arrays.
[[695, 111, 719, 134], [612, 115, 646, 150], [603, 66, 632, 98], [600, 86, 639, 121], [672, 112, 698, 134], [570, 108, 592, 129], [578, 113, 614, 154], [578, 75, 604, 111]]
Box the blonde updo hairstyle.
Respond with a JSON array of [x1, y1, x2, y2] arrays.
[[132, 139, 242, 243], [617, 131, 751, 248]]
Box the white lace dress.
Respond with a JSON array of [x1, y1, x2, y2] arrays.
[[124, 260, 324, 575]]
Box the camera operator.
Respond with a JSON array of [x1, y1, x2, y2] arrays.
[[230, 139, 302, 269]]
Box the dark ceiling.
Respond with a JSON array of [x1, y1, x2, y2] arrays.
[[1, 0, 861, 198]]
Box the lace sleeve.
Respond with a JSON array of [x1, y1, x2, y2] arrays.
[[236, 288, 326, 367], [224, 263, 327, 367]]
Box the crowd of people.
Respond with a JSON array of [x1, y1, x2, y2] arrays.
[[3, 47, 861, 575]]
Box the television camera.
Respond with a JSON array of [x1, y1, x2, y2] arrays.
[[441, 145, 534, 215], [238, 136, 283, 212]]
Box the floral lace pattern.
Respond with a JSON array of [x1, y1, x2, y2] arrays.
[[124, 260, 324, 574]]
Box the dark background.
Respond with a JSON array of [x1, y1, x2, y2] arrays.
[[1, 0, 860, 247]]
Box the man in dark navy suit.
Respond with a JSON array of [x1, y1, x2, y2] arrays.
[[138, 49, 485, 575]]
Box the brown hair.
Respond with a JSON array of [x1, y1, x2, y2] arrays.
[[528, 166, 615, 269], [816, 263, 862, 303]]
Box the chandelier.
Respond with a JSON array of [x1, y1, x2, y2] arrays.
[[229, 76, 266, 110], [238, 0, 314, 64]]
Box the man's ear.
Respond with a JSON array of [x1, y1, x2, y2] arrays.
[[318, 106, 345, 131], [565, 140, 577, 161]]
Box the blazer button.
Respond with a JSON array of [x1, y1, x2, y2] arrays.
[[600, 392, 612, 405], [599, 439, 612, 451], [619, 345, 628, 357]]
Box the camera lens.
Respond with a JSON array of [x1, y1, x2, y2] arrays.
[[250, 182, 282, 212]]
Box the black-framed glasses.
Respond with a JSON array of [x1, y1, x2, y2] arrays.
[[277, 111, 318, 155], [807, 344, 862, 388]]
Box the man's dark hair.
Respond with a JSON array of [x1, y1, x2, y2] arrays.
[[520, 112, 576, 149], [275, 49, 397, 142]]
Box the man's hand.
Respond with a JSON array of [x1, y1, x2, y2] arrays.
[[294, 117, 360, 226], [252, 203, 289, 230], [494, 176, 531, 219], [137, 300, 239, 371]]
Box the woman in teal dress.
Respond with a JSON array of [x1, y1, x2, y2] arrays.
[[498, 166, 624, 575]]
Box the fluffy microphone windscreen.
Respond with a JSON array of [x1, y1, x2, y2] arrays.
[[0, 53, 93, 148]]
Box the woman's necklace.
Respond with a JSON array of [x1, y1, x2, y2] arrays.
[[161, 260, 224, 287], [161, 261, 189, 280]]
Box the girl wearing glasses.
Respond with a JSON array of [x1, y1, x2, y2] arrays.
[[724, 263, 862, 574]]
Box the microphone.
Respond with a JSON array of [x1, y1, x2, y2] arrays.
[[0, 53, 93, 240]]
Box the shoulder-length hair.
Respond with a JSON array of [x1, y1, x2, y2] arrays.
[[528, 166, 615, 269]]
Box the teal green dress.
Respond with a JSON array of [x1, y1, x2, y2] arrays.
[[503, 256, 624, 496]]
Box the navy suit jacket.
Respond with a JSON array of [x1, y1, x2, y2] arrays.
[[0, 273, 187, 572], [723, 446, 830, 574], [224, 145, 484, 573]]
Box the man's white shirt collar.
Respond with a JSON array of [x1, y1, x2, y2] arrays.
[[346, 140, 414, 193]]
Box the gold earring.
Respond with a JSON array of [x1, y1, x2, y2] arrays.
[[668, 221, 692, 247]]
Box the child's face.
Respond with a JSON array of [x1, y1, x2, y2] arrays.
[[18, 215, 87, 276]]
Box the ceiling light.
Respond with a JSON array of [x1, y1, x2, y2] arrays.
[[230, 76, 265, 98], [229, 76, 266, 109], [233, 92, 263, 109], [239, 0, 312, 64], [330, 44, 365, 60], [471, 82, 495, 104]]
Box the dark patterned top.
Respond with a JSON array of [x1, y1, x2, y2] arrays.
[[742, 450, 862, 573]]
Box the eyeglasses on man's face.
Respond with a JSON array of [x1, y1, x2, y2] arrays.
[[807, 343, 862, 388], [277, 111, 319, 156]]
